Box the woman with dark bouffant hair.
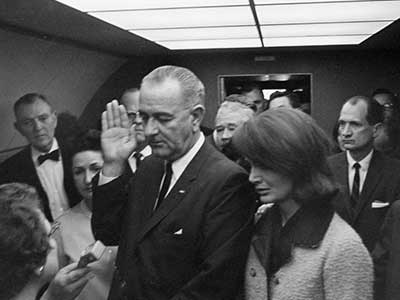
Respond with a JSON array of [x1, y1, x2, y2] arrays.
[[55, 129, 117, 300], [0, 183, 93, 300], [233, 109, 373, 300]]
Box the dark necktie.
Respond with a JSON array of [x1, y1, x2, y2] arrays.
[[133, 152, 143, 168], [38, 149, 60, 165], [155, 162, 173, 209], [350, 162, 361, 207]]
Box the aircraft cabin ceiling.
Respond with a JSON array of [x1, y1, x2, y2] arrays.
[[1, 0, 400, 56]]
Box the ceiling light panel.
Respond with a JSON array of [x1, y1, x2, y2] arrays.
[[261, 21, 391, 37], [131, 26, 259, 41], [156, 38, 262, 50], [256, 1, 400, 25], [90, 6, 254, 29], [256, 0, 361, 3], [263, 35, 368, 47], [56, 0, 249, 11]]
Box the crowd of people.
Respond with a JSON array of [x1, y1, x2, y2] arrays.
[[0, 65, 400, 300]]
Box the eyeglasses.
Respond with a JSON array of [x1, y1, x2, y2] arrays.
[[48, 221, 60, 238], [127, 111, 141, 123], [382, 103, 394, 109], [37, 221, 60, 276]]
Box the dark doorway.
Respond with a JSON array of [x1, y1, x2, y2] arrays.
[[219, 73, 312, 113]]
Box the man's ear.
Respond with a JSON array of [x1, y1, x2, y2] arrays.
[[14, 121, 22, 134], [190, 105, 205, 132], [373, 122, 383, 138], [53, 110, 58, 127]]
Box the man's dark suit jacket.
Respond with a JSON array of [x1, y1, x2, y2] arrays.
[[0, 145, 79, 221], [373, 200, 400, 300], [92, 141, 255, 300], [328, 151, 400, 252]]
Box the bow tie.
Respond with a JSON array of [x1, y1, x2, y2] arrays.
[[38, 149, 60, 165]]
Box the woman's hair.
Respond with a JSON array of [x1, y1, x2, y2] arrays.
[[0, 183, 50, 299], [70, 129, 102, 158], [232, 108, 338, 206]]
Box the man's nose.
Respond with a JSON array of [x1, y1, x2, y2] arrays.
[[32, 119, 43, 131], [221, 128, 232, 140], [144, 118, 159, 136], [341, 123, 352, 136], [135, 113, 143, 125]]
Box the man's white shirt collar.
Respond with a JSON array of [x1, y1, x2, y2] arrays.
[[346, 149, 374, 193], [169, 132, 205, 184], [31, 138, 59, 167], [128, 145, 152, 172], [346, 149, 373, 172]]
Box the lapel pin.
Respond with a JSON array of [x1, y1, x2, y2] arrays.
[[178, 190, 186, 194]]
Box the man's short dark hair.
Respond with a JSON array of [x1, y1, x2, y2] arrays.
[[345, 95, 384, 125], [13, 93, 51, 116], [241, 83, 261, 94], [372, 88, 395, 98], [120, 87, 140, 100], [269, 91, 301, 108]]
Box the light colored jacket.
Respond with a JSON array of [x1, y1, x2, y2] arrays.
[[245, 213, 373, 300]]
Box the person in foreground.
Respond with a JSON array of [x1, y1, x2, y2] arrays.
[[56, 130, 117, 300], [232, 108, 373, 300], [92, 65, 255, 300], [0, 183, 93, 300]]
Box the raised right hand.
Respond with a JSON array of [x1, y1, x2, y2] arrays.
[[101, 100, 137, 177]]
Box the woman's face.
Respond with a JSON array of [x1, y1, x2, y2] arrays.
[[72, 150, 103, 201], [248, 164, 294, 205]]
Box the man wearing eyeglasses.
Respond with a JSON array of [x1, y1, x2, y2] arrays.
[[120, 88, 151, 172], [0, 93, 79, 221]]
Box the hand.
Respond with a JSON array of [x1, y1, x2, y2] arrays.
[[40, 262, 94, 300], [101, 100, 137, 177]]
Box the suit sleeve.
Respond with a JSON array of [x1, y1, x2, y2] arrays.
[[171, 171, 256, 300], [91, 170, 133, 246], [372, 201, 399, 300]]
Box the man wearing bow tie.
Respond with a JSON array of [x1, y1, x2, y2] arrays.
[[0, 93, 78, 221]]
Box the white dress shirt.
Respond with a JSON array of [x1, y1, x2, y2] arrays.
[[347, 150, 374, 194], [31, 139, 69, 219], [127, 145, 152, 173], [152, 133, 205, 209]]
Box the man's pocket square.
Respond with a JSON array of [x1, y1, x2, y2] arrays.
[[174, 229, 183, 235], [371, 201, 390, 208]]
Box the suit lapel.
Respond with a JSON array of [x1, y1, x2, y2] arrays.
[[135, 157, 165, 224], [331, 153, 353, 221], [23, 147, 45, 194], [21, 147, 54, 219], [353, 152, 384, 221], [135, 143, 209, 245]]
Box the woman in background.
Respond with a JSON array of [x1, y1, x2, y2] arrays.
[[233, 108, 373, 300], [0, 182, 92, 300], [56, 130, 117, 300]]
